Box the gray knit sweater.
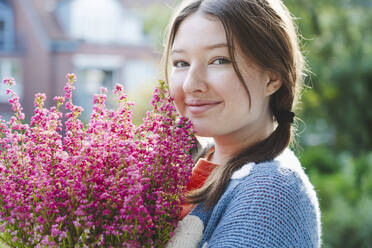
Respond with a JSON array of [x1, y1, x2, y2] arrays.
[[167, 149, 321, 248]]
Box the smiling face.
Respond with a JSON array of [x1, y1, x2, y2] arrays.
[[169, 12, 278, 141]]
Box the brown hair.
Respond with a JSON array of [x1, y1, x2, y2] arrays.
[[162, 0, 305, 209]]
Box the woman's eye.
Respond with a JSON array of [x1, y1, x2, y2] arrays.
[[212, 58, 230, 65], [173, 61, 189, 68]]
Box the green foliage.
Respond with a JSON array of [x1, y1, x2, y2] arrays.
[[287, 0, 372, 154], [287, 0, 372, 247], [140, 4, 173, 50], [299, 148, 372, 248]]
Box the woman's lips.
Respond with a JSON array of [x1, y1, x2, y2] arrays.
[[185, 101, 222, 115]]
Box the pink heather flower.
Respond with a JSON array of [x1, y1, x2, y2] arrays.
[[66, 73, 76, 81], [53, 96, 65, 104], [55, 216, 66, 223], [3, 77, 15, 86], [12, 236, 18, 243], [73, 220, 81, 228], [0, 76, 195, 247], [51, 224, 61, 237], [75, 209, 85, 216], [100, 87, 108, 94]]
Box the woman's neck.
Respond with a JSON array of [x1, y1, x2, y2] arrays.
[[209, 120, 275, 165]]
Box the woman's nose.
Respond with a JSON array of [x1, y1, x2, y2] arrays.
[[183, 64, 207, 94]]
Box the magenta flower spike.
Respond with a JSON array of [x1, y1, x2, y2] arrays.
[[0, 75, 195, 247]]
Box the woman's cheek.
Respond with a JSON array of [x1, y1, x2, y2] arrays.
[[169, 77, 186, 116]]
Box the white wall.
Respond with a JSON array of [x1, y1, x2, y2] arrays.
[[57, 0, 145, 44]]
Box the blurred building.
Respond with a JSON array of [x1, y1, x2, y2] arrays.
[[0, 0, 163, 120]]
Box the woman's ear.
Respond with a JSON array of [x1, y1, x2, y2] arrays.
[[265, 73, 282, 96]]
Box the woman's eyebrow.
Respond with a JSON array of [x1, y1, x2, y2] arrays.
[[171, 43, 228, 55]]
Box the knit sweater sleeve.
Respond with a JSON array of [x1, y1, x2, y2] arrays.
[[205, 167, 320, 248]]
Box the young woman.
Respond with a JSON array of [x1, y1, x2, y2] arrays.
[[163, 0, 321, 247]]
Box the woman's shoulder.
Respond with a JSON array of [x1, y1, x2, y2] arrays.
[[169, 149, 322, 248], [231, 149, 316, 192], [213, 149, 322, 247], [227, 148, 320, 222]]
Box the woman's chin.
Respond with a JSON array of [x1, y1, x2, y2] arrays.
[[193, 127, 216, 138]]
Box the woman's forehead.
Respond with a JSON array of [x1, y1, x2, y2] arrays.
[[172, 12, 227, 50]]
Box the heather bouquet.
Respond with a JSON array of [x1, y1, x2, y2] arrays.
[[0, 74, 195, 247]]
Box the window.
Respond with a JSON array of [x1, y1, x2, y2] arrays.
[[72, 68, 119, 121], [72, 54, 123, 121], [0, 1, 14, 52], [57, 0, 144, 44], [0, 59, 22, 103], [0, 21, 5, 50], [123, 60, 157, 92]]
